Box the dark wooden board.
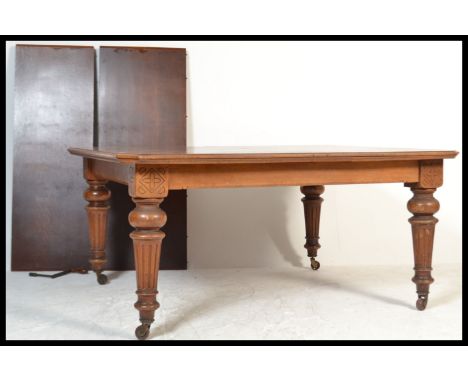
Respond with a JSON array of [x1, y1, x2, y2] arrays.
[[12, 45, 95, 270], [12, 44, 188, 271], [98, 46, 186, 150], [98, 46, 187, 270]]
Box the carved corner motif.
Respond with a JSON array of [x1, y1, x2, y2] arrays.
[[129, 165, 168, 198], [137, 167, 167, 196], [419, 160, 443, 188]]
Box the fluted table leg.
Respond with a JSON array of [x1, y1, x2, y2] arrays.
[[84, 180, 111, 285], [407, 187, 439, 310], [301, 185, 325, 270], [129, 197, 167, 340]]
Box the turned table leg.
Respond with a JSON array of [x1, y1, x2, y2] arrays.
[[300, 185, 325, 270], [84, 180, 111, 285], [129, 197, 167, 340], [407, 187, 439, 310]]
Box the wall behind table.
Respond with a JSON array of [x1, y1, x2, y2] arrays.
[[6, 41, 462, 270]]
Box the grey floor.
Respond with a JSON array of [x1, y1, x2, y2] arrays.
[[6, 264, 462, 340]]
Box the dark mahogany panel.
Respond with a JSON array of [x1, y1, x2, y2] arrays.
[[98, 46, 186, 150], [98, 46, 187, 270], [12, 45, 95, 270]]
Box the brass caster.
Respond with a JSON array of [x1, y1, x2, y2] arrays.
[[310, 260, 320, 270], [97, 273, 108, 285], [135, 324, 151, 340], [416, 296, 428, 311]]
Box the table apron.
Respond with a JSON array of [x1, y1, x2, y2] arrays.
[[84, 159, 443, 195], [84, 158, 130, 185], [167, 160, 420, 189]]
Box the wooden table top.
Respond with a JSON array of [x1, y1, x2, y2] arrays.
[[69, 145, 458, 164]]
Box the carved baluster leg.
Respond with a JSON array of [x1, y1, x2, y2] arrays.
[[84, 180, 111, 285], [301, 185, 325, 270], [129, 198, 167, 340], [407, 187, 439, 310]]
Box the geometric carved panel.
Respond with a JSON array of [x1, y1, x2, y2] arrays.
[[129, 165, 169, 198], [419, 160, 443, 188], [137, 167, 168, 197]]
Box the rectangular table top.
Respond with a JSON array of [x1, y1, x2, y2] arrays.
[[69, 145, 458, 164]]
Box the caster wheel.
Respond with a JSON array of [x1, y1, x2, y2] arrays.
[[311, 260, 320, 270], [416, 297, 428, 311], [135, 324, 150, 340], [97, 273, 108, 285]]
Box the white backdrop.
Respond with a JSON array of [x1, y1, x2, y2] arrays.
[[5, 41, 462, 270]]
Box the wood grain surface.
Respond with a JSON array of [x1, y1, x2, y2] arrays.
[[98, 46, 186, 150], [97, 46, 188, 270], [12, 45, 95, 270]]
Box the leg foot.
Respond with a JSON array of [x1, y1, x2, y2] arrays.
[[310, 259, 320, 270], [416, 296, 428, 311], [97, 272, 108, 285], [135, 323, 151, 340], [407, 186, 439, 311], [301, 186, 324, 270]]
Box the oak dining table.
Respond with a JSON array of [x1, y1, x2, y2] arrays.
[[68, 145, 458, 340]]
